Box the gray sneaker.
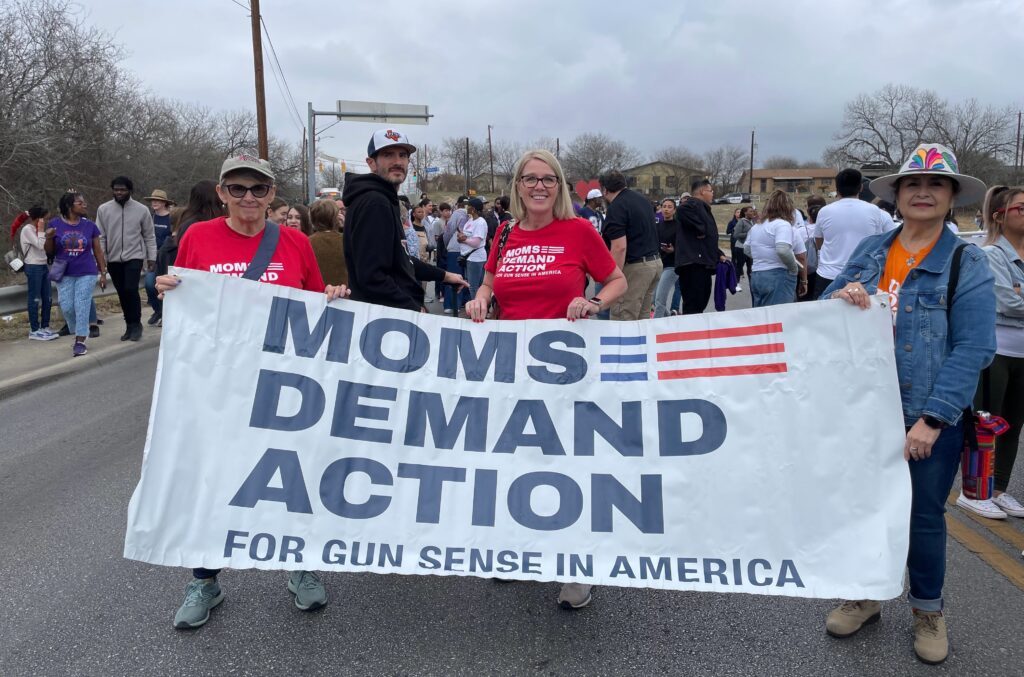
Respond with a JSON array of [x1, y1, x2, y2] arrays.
[[287, 570, 327, 610], [557, 583, 593, 610], [173, 578, 224, 629]]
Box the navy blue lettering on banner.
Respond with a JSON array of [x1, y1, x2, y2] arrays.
[[319, 457, 393, 519], [493, 400, 565, 455], [404, 392, 488, 452], [573, 401, 643, 457], [507, 471, 583, 530], [527, 331, 586, 385], [262, 297, 354, 362], [591, 474, 664, 534], [229, 448, 313, 513], [331, 381, 397, 444], [396, 463, 467, 524], [471, 469, 498, 527], [359, 318, 429, 373], [657, 399, 728, 456], [437, 328, 516, 383], [249, 369, 325, 432]]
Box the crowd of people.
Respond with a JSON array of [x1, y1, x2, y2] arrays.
[[5, 129, 1022, 666]]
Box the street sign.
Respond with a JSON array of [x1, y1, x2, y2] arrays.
[[335, 100, 430, 125], [426, 166, 440, 174]]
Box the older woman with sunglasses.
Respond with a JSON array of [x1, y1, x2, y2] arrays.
[[820, 144, 994, 665], [155, 154, 348, 630]]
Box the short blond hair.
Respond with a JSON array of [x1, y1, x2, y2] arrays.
[[509, 149, 576, 224]]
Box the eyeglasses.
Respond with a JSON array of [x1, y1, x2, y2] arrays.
[[223, 183, 272, 199], [519, 175, 559, 189], [997, 204, 1024, 217]]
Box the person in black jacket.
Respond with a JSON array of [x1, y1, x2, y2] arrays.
[[343, 129, 467, 311], [675, 179, 727, 314]]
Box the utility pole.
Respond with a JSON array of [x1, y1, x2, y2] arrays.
[[487, 125, 495, 193], [1015, 111, 1022, 181], [556, 137, 560, 159], [465, 137, 471, 194], [250, 0, 269, 159], [748, 129, 755, 194]]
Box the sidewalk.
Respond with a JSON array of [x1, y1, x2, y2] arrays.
[[0, 313, 161, 398]]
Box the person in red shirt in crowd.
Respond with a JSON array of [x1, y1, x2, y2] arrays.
[[155, 154, 349, 630], [466, 150, 626, 609]]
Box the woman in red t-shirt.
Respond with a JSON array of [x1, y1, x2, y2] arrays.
[[464, 149, 625, 612], [465, 149, 626, 323]]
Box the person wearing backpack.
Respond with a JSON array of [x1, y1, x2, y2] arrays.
[[20, 206, 58, 340], [820, 144, 994, 665]]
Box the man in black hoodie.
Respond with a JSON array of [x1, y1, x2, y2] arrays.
[[343, 129, 466, 311], [675, 179, 726, 314]]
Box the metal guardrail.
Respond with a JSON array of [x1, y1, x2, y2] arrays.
[[0, 276, 122, 316]]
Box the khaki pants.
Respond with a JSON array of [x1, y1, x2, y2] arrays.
[[611, 258, 662, 321]]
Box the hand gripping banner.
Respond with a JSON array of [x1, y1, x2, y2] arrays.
[[125, 269, 910, 599]]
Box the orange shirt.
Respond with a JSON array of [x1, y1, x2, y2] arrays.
[[882, 235, 938, 324]]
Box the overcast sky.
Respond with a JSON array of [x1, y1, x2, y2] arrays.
[[85, 0, 1021, 172]]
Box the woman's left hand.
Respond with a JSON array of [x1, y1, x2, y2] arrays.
[[566, 297, 597, 321], [904, 419, 942, 461], [325, 284, 351, 302], [97, 273, 106, 290], [832, 281, 872, 309]]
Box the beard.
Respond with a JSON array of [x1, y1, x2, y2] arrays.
[[375, 167, 406, 186]]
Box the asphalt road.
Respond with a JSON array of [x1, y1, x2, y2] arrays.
[[2, 317, 1024, 676]]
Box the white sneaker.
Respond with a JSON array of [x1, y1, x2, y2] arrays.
[[735, 284, 743, 292], [993, 493, 1024, 518], [28, 330, 46, 341], [956, 493, 1008, 519]]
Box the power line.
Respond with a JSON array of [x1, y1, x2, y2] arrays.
[[260, 16, 305, 134], [228, 0, 249, 11]]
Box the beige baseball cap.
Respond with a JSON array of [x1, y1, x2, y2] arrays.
[[219, 154, 276, 182]]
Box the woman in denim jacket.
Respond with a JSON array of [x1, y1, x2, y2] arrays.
[[819, 144, 995, 665], [958, 185, 1024, 520]]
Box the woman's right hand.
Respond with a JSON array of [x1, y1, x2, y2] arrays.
[[465, 298, 489, 323], [831, 282, 871, 309], [155, 274, 180, 299]]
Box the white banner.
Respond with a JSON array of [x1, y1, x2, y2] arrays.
[[125, 269, 910, 600]]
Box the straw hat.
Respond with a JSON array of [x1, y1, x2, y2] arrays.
[[143, 189, 176, 205], [868, 143, 987, 207]]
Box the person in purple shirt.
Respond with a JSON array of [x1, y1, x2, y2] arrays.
[[45, 192, 107, 357]]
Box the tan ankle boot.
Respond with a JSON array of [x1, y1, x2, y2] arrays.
[[912, 609, 948, 664], [825, 599, 881, 638]]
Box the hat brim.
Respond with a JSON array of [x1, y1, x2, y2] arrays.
[[869, 170, 987, 207], [370, 143, 416, 157], [143, 195, 175, 204]]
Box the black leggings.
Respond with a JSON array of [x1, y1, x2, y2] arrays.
[[975, 353, 1024, 492]]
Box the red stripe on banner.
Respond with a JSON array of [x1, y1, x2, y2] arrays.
[[656, 342, 786, 362], [658, 363, 788, 379], [656, 323, 784, 344]]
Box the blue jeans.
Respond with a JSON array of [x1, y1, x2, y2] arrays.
[[57, 275, 96, 337], [144, 270, 161, 314], [653, 267, 679, 318], [24, 264, 52, 331], [907, 421, 964, 611], [444, 251, 470, 311], [750, 268, 796, 307], [466, 260, 484, 301]]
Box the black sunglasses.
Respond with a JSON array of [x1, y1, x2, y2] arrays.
[[223, 183, 272, 199]]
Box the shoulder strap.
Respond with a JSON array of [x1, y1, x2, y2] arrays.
[[495, 220, 515, 264], [945, 243, 967, 314], [243, 220, 280, 281]]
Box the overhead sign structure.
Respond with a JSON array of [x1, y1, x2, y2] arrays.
[[306, 100, 431, 203], [426, 166, 440, 174]]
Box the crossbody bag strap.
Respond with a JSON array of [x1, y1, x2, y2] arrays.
[[944, 243, 974, 423], [243, 220, 280, 281], [495, 220, 515, 264]]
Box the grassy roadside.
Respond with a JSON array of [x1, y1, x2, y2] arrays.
[[0, 295, 126, 342]]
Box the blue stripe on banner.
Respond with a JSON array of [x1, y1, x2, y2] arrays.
[[601, 354, 647, 364], [600, 336, 647, 346], [601, 372, 649, 381]]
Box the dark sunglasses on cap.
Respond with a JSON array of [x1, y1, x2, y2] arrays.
[[223, 183, 272, 199]]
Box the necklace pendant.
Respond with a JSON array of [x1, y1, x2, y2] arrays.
[[906, 255, 916, 267]]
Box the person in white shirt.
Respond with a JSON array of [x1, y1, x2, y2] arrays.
[[744, 190, 808, 306], [812, 168, 897, 299], [457, 197, 489, 302], [20, 206, 59, 340]]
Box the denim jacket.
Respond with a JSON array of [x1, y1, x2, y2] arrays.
[[823, 226, 995, 427], [984, 236, 1024, 329]]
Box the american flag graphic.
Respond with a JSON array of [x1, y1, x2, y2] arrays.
[[267, 263, 284, 271], [599, 336, 648, 382], [538, 246, 565, 254], [655, 322, 787, 380]]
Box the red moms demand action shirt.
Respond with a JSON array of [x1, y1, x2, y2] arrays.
[[176, 217, 324, 292], [485, 217, 615, 320]]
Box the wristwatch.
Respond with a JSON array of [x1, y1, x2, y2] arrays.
[[922, 415, 947, 430], [588, 297, 604, 307]]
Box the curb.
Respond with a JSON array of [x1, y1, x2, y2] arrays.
[[0, 334, 159, 400]]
